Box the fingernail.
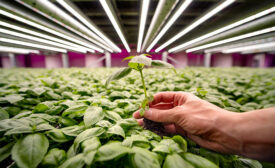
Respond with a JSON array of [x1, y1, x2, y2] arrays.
[[145, 109, 152, 117]]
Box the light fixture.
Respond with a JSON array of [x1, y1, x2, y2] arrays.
[[141, 0, 166, 52], [0, 21, 95, 53], [16, 0, 113, 53], [0, 46, 39, 54], [0, 38, 67, 53], [137, 0, 150, 52], [146, 0, 192, 52], [204, 37, 275, 53], [169, 6, 275, 53], [186, 26, 275, 52], [155, 0, 235, 52], [56, 0, 121, 52], [0, 9, 103, 53], [222, 42, 275, 53], [99, 0, 131, 52], [0, 28, 87, 53]]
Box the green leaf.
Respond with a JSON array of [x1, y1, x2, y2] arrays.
[[5, 126, 33, 136], [128, 62, 144, 71], [130, 55, 152, 66], [131, 146, 161, 168], [59, 153, 85, 168], [239, 158, 262, 168], [41, 148, 66, 167], [183, 153, 218, 168], [0, 142, 14, 162], [47, 129, 71, 143], [84, 106, 104, 128], [74, 127, 105, 153], [95, 142, 132, 162], [0, 108, 9, 120], [122, 55, 135, 62], [172, 135, 188, 153], [81, 137, 101, 153], [62, 105, 88, 119], [95, 120, 113, 128], [12, 133, 49, 168], [34, 102, 54, 113], [84, 151, 96, 166], [105, 67, 132, 87], [4, 94, 24, 104], [122, 135, 149, 148], [107, 124, 125, 138], [153, 139, 183, 154], [61, 125, 85, 137], [105, 111, 122, 121], [163, 153, 195, 168]]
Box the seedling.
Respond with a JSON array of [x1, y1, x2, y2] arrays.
[[105, 54, 176, 116]]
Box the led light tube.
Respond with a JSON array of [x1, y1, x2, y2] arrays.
[[56, 0, 121, 52], [155, 0, 235, 52], [204, 37, 275, 54], [99, 0, 131, 52], [222, 42, 275, 53], [0, 9, 102, 53], [186, 26, 275, 53], [146, 0, 192, 52], [0, 28, 87, 53], [241, 47, 275, 54], [169, 7, 275, 53], [0, 38, 67, 53], [0, 21, 94, 53], [16, 0, 112, 52], [0, 46, 39, 54], [137, 0, 150, 52], [141, 0, 166, 52]]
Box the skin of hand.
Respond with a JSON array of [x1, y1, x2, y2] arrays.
[[133, 92, 275, 162]]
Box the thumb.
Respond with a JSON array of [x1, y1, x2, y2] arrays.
[[144, 106, 182, 123]]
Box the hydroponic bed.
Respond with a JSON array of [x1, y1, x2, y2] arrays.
[[0, 68, 274, 168]]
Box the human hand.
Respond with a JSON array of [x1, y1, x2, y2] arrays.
[[133, 92, 242, 155]]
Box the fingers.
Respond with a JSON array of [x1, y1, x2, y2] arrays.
[[149, 92, 190, 107], [133, 111, 142, 119], [151, 103, 174, 110], [144, 107, 182, 123]]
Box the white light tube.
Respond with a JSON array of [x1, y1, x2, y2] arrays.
[[169, 6, 275, 53], [222, 42, 275, 53], [155, 0, 235, 52], [0, 9, 102, 53], [0, 46, 39, 54], [29, 0, 112, 52], [0, 28, 87, 53], [141, 0, 166, 52], [99, 0, 131, 52], [0, 21, 95, 53], [56, 0, 121, 52], [0, 38, 67, 53], [186, 26, 275, 52], [137, 0, 150, 52], [146, 0, 192, 52]]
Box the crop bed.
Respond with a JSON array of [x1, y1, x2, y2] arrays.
[[0, 68, 274, 168]]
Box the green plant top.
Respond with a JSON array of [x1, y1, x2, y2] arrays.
[[105, 54, 176, 116]]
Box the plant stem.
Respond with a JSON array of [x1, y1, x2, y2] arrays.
[[139, 69, 148, 99]]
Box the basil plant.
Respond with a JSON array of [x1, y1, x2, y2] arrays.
[[105, 54, 176, 116]]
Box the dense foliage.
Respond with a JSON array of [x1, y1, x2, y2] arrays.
[[0, 68, 274, 168]]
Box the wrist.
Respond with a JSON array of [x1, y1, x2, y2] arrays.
[[214, 110, 244, 155]]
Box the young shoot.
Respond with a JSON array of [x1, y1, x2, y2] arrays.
[[105, 54, 176, 116]]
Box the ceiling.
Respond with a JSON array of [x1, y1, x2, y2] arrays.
[[0, 0, 275, 54]]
